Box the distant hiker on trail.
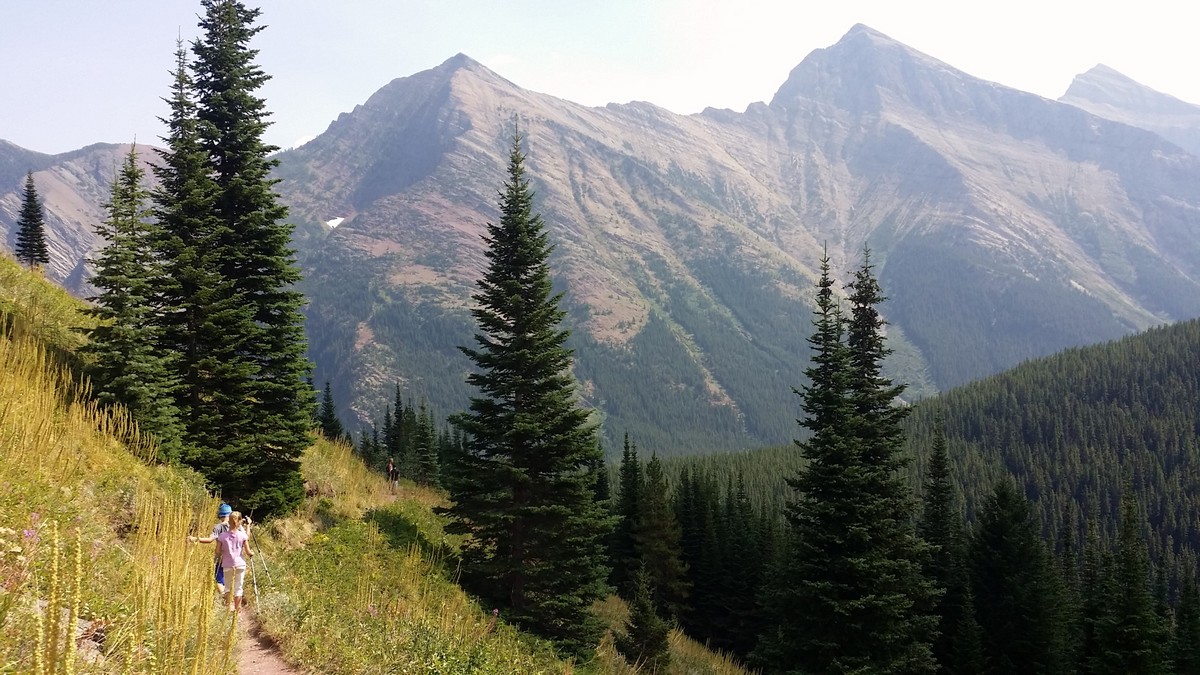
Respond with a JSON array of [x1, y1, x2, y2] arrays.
[[187, 503, 232, 598], [386, 457, 398, 494], [216, 511, 254, 612]]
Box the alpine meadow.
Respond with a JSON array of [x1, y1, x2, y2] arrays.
[[7, 1, 1200, 674]]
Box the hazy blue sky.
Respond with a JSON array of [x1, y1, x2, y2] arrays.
[[3, 0, 1197, 154]]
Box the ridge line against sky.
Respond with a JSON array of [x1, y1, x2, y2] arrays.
[[3, 0, 1198, 155]]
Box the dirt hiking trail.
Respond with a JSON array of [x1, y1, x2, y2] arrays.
[[236, 611, 301, 675]]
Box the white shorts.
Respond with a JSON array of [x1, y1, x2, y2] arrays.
[[223, 566, 247, 598]]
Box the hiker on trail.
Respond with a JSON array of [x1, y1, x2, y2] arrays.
[[187, 503, 232, 598], [386, 457, 398, 494], [216, 511, 254, 612]]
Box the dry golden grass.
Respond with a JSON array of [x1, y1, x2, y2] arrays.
[[665, 630, 753, 675], [0, 258, 232, 673]]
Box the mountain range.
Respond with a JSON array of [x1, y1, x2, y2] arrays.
[[5, 24, 1200, 453]]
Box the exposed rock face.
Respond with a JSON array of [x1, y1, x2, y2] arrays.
[[8, 26, 1200, 451], [1061, 64, 1200, 157], [277, 25, 1200, 450]]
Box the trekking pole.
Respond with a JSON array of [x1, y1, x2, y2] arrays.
[[249, 553, 260, 606], [247, 511, 274, 583], [250, 527, 273, 583]]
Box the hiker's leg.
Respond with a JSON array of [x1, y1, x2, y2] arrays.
[[230, 567, 247, 612], [224, 567, 237, 611], [215, 559, 226, 595]]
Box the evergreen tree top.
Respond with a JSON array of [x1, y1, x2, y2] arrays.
[[15, 170, 50, 267]]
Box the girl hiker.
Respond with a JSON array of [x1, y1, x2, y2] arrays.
[[216, 511, 254, 612], [187, 503, 232, 597]]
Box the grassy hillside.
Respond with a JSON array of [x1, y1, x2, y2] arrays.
[[253, 437, 751, 674], [0, 256, 750, 674], [0, 258, 229, 673]]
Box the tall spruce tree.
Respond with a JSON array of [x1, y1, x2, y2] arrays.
[[160, 0, 313, 516], [918, 415, 981, 673], [843, 250, 937, 669], [1175, 575, 1200, 674], [951, 588, 986, 674], [317, 381, 347, 441], [1092, 488, 1168, 673], [14, 171, 50, 267], [635, 453, 690, 619], [612, 433, 643, 594], [152, 40, 247, 468], [381, 405, 396, 469], [755, 250, 936, 673], [591, 451, 611, 507], [615, 564, 672, 674], [393, 389, 417, 478], [82, 146, 183, 460], [1078, 520, 1109, 674], [412, 400, 439, 485], [755, 250, 854, 672], [1057, 508, 1084, 671], [718, 474, 770, 657], [676, 467, 725, 644], [441, 132, 611, 658], [969, 480, 1064, 674]]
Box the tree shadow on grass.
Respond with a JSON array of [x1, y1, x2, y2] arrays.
[[364, 508, 457, 568]]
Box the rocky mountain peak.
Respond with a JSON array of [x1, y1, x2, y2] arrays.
[[353, 51, 514, 112], [841, 22, 904, 47], [1063, 64, 1200, 117], [439, 52, 482, 71], [273, 51, 534, 218], [1060, 64, 1200, 156], [768, 23, 995, 121]]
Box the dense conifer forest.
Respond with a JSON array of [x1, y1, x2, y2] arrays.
[[604, 316, 1200, 672]]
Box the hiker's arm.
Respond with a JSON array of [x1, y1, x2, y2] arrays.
[[187, 535, 216, 544]]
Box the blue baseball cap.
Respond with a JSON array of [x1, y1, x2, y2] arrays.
[[217, 503, 232, 518]]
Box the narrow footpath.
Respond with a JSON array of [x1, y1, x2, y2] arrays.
[[236, 612, 300, 675]]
